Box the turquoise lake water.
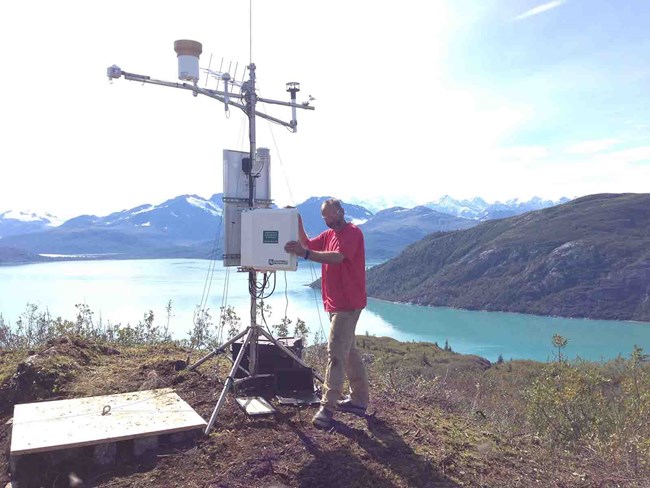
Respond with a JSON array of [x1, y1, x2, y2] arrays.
[[0, 258, 648, 363]]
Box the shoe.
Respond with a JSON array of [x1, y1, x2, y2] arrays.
[[337, 397, 367, 416], [312, 406, 334, 429]]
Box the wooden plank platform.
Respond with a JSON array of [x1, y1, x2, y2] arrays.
[[11, 388, 207, 455]]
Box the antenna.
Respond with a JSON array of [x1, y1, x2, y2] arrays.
[[249, 0, 253, 64], [107, 39, 317, 433], [203, 53, 213, 88]]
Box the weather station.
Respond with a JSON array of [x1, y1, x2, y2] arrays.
[[107, 38, 319, 433]]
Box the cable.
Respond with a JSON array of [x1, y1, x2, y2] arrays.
[[258, 102, 296, 206], [265, 272, 277, 298], [283, 271, 289, 324], [248, 271, 277, 300], [253, 159, 265, 178], [259, 298, 272, 335]]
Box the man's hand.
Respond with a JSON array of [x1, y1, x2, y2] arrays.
[[284, 240, 307, 258]]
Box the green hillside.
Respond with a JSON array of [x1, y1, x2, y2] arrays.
[[367, 193, 650, 322]]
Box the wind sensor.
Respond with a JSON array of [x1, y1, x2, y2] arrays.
[[107, 39, 317, 433]]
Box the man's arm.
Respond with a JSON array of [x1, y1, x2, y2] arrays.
[[284, 240, 345, 264], [307, 249, 345, 264]]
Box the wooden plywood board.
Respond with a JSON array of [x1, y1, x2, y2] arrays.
[[235, 396, 275, 416], [11, 388, 206, 455]]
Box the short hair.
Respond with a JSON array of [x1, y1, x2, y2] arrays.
[[322, 198, 344, 213]]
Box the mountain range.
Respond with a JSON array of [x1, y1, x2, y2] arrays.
[[350, 195, 572, 220], [366, 193, 650, 322], [0, 195, 568, 263], [424, 195, 573, 220]]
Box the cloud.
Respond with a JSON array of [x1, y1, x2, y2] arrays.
[[499, 146, 550, 162], [514, 1, 566, 21], [566, 139, 620, 154], [598, 146, 650, 164]]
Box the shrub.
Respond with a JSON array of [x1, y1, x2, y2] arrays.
[[526, 359, 611, 446], [525, 347, 650, 474]]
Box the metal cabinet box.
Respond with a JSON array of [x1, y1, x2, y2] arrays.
[[240, 208, 298, 271]]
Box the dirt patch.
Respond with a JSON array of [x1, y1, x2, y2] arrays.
[[0, 336, 121, 413]]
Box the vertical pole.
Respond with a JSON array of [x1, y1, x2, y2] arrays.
[[247, 63, 258, 376]]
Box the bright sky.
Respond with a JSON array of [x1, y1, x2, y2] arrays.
[[1, 0, 649, 219]]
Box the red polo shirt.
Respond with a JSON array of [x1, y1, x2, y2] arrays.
[[307, 223, 367, 312]]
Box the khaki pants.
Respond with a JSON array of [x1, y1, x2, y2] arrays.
[[321, 309, 370, 410]]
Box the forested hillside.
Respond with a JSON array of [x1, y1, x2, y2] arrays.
[[367, 193, 650, 322]]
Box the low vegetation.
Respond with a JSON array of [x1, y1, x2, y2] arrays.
[[1, 304, 649, 487]]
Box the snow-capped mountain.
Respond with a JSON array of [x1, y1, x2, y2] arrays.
[[0, 210, 62, 238], [0, 195, 226, 259], [0, 193, 572, 263], [346, 196, 419, 214], [424, 195, 570, 221], [60, 194, 224, 241]]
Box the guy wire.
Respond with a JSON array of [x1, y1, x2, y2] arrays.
[[217, 266, 232, 345], [195, 213, 224, 327], [259, 101, 296, 205], [257, 98, 326, 342]]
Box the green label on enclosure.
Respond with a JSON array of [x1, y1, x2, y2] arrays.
[[263, 230, 279, 244]]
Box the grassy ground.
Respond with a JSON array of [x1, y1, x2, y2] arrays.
[[1, 335, 648, 487]]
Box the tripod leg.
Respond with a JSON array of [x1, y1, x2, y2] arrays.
[[221, 353, 252, 377], [257, 327, 325, 383], [189, 327, 250, 371], [204, 327, 254, 434]]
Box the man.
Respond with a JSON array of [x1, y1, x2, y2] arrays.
[[284, 198, 370, 429]]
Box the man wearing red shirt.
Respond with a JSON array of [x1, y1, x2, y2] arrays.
[[285, 198, 370, 429]]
